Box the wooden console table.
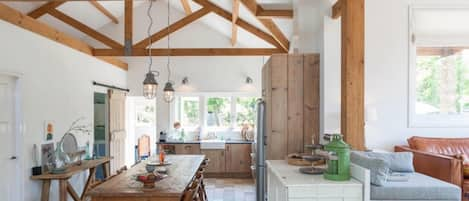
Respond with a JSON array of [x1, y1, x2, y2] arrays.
[[31, 157, 111, 201]]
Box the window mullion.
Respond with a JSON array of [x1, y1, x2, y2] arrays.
[[200, 95, 206, 132], [231, 96, 236, 129]]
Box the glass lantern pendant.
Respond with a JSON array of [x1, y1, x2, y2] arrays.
[[143, 71, 158, 99], [163, 82, 175, 103]]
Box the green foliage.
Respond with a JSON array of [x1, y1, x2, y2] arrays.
[[416, 56, 441, 107], [207, 97, 231, 127], [416, 53, 469, 113], [183, 99, 199, 126], [236, 97, 257, 126]]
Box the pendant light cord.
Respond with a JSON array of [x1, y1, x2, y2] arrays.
[[147, 0, 154, 73], [166, 0, 171, 82]]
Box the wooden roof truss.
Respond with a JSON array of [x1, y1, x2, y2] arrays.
[[0, 0, 293, 70]]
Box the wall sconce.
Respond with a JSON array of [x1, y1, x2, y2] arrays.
[[246, 76, 253, 84], [182, 77, 189, 85]]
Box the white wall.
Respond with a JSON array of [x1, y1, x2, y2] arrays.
[[126, 56, 263, 133], [87, 1, 265, 134], [319, 0, 469, 150], [0, 20, 127, 201], [364, 0, 469, 150]]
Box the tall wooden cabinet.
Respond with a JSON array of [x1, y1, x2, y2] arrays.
[[262, 54, 320, 160]]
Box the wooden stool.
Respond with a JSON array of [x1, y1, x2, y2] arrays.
[[182, 179, 201, 201], [196, 169, 207, 201]]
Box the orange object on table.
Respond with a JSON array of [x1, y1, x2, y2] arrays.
[[159, 149, 165, 164]]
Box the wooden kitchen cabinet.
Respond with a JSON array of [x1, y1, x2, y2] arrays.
[[174, 144, 201, 154], [226, 144, 251, 173], [262, 54, 320, 160], [201, 149, 226, 173]]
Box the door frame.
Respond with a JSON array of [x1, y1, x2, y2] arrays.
[[0, 72, 24, 201]]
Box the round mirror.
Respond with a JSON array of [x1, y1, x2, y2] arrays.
[[61, 133, 78, 154], [59, 133, 79, 164]]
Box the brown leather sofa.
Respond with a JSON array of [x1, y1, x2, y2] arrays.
[[395, 136, 469, 201]]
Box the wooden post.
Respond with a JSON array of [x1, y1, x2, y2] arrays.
[[340, 0, 365, 150], [124, 0, 133, 56]]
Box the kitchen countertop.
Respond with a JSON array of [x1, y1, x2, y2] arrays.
[[157, 140, 254, 144]]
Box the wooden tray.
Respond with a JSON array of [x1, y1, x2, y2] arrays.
[[287, 153, 313, 166]]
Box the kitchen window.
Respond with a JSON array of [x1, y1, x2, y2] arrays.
[[174, 96, 200, 130], [409, 5, 469, 127], [206, 97, 232, 128], [171, 94, 258, 131]]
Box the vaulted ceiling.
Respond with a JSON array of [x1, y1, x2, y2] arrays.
[[2, 0, 294, 55], [0, 0, 295, 72]]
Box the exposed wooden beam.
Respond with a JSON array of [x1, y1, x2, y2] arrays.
[[256, 9, 293, 19], [181, 0, 192, 15], [89, 0, 119, 24], [93, 48, 284, 56], [124, 0, 133, 55], [341, 0, 365, 150], [194, 0, 285, 51], [232, 0, 240, 46], [134, 7, 211, 49], [240, 0, 290, 52], [332, 0, 342, 19], [0, 3, 127, 70], [47, 9, 123, 49], [27, 1, 65, 19]]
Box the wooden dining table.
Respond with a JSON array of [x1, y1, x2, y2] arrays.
[[87, 155, 205, 201]]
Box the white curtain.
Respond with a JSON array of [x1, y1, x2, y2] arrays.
[[109, 90, 127, 175]]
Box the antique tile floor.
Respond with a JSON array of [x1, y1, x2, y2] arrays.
[[204, 178, 256, 201]]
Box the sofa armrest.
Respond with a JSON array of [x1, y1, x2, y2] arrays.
[[395, 145, 464, 187]]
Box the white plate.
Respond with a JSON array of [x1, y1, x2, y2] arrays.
[[147, 161, 171, 166]]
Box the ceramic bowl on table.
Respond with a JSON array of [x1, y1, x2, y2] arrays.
[[136, 173, 166, 188], [145, 163, 157, 173]]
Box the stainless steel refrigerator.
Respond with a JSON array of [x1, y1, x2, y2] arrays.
[[255, 99, 267, 201]]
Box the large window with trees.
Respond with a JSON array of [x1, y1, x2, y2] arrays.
[[172, 94, 258, 131], [409, 6, 469, 127]]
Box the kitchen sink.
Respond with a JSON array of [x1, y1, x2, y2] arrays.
[[200, 139, 226, 149]]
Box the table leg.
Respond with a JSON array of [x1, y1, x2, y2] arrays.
[[40, 180, 51, 201], [103, 162, 110, 179], [59, 180, 67, 201], [66, 181, 81, 201], [81, 167, 96, 199]]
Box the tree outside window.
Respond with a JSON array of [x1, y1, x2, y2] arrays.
[[416, 48, 469, 115], [206, 97, 231, 128], [236, 97, 257, 127]]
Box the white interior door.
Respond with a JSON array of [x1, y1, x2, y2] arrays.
[[0, 75, 18, 201]]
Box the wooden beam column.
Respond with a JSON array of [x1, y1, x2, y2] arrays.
[[232, 0, 240, 46], [340, 0, 365, 150], [124, 0, 133, 56]]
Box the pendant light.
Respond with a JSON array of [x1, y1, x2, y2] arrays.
[[163, 0, 175, 103], [143, 0, 159, 99]]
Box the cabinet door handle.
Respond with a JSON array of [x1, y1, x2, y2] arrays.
[[221, 151, 224, 157], [184, 146, 191, 150]]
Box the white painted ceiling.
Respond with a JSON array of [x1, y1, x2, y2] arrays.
[[4, 0, 294, 49]]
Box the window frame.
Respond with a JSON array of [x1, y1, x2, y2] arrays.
[[170, 92, 259, 132], [174, 96, 202, 131], [408, 4, 469, 128]]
